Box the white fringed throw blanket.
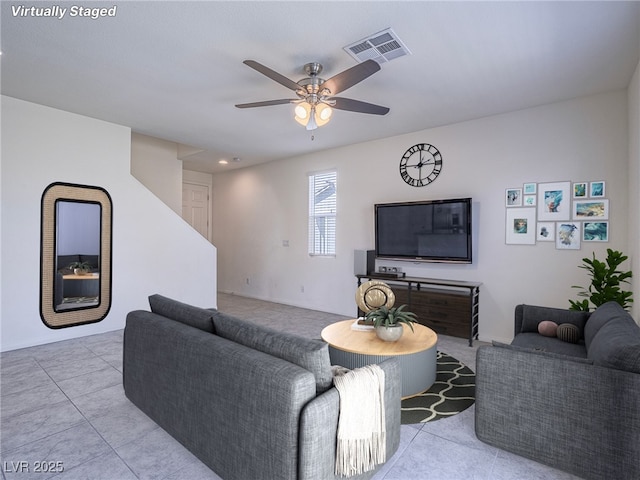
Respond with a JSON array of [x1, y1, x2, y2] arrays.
[[332, 364, 386, 478]]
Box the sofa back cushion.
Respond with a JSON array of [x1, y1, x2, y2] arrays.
[[584, 301, 628, 350], [79, 254, 100, 269], [587, 312, 640, 373], [518, 304, 588, 338], [148, 294, 215, 333], [212, 311, 333, 394]]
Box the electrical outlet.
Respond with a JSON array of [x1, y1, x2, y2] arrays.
[[300, 285, 305, 293], [246, 278, 250, 285]]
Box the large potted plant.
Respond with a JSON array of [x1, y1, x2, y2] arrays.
[[365, 304, 418, 342], [569, 248, 633, 311]]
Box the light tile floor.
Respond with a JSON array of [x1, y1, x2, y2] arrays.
[[0, 293, 582, 479]]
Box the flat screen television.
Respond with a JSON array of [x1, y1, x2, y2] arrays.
[[375, 198, 472, 264]]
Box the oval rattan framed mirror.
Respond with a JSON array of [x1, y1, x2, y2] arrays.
[[40, 182, 112, 328]]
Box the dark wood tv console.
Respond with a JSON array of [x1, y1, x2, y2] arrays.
[[356, 274, 481, 346]]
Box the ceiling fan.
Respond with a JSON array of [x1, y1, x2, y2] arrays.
[[235, 59, 389, 130]]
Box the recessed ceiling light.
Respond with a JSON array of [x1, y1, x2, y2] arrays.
[[218, 159, 228, 165]]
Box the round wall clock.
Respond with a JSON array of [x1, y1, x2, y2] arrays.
[[399, 143, 443, 187]]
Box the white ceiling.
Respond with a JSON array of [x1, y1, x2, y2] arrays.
[[2, 1, 639, 173]]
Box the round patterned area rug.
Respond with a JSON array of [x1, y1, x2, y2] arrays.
[[401, 351, 475, 424]]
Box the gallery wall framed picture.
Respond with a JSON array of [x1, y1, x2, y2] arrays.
[[556, 222, 581, 250], [536, 222, 555, 242], [505, 188, 522, 207], [506, 208, 536, 245], [590, 181, 606, 197], [573, 182, 587, 198], [583, 221, 609, 242], [573, 199, 609, 220], [537, 182, 571, 221]]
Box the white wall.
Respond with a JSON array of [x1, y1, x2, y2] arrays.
[[629, 60, 640, 321], [131, 132, 183, 215], [0, 96, 217, 351], [212, 90, 631, 343]]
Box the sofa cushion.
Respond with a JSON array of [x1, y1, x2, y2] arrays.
[[557, 323, 580, 344], [148, 294, 215, 333], [519, 304, 588, 338], [495, 340, 592, 363], [587, 315, 640, 373], [212, 311, 333, 394], [510, 333, 588, 358], [584, 301, 628, 350], [537, 321, 558, 337]]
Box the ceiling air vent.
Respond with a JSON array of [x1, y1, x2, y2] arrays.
[[344, 28, 411, 64]]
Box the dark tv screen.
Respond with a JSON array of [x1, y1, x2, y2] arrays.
[[375, 198, 472, 263]]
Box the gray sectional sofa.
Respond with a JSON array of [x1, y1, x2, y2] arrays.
[[475, 301, 640, 480], [123, 295, 401, 480]]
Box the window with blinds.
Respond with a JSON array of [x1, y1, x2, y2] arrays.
[[308, 171, 337, 256]]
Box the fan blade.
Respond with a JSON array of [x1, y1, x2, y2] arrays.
[[319, 59, 381, 95], [331, 97, 389, 115], [235, 99, 296, 109], [243, 60, 300, 91]]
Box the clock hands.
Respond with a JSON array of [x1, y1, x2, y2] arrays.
[[407, 155, 437, 168], [406, 153, 436, 179], [414, 159, 437, 167]]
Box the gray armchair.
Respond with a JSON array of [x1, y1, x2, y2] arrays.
[[475, 303, 640, 480]]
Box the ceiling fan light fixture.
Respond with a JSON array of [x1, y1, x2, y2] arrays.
[[306, 106, 318, 130], [316, 103, 332, 122], [294, 102, 332, 130], [294, 103, 310, 122]]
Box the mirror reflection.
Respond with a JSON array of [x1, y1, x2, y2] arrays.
[[54, 201, 101, 311]]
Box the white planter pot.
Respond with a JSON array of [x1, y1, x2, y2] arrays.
[[375, 325, 403, 342]]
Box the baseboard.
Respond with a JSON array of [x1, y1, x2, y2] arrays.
[[217, 290, 350, 317], [478, 334, 510, 345]]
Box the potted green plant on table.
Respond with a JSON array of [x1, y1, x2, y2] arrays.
[[569, 248, 633, 311], [365, 304, 418, 342], [68, 261, 92, 276]]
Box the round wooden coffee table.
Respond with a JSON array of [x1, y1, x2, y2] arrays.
[[321, 320, 438, 398]]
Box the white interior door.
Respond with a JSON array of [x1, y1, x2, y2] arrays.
[[182, 182, 210, 240]]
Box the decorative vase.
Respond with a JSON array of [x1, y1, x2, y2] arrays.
[[375, 325, 404, 342], [74, 268, 89, 276]]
